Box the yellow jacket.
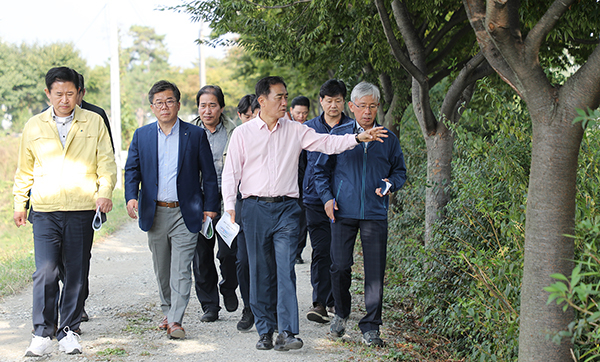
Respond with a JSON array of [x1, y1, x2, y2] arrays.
[[13, 106, 117, 212]]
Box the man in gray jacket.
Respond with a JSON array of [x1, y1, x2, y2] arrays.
[[189, 85, 239, 324]]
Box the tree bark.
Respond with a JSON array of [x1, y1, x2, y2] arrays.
[[424, 128, 453, 242], [463, 0, 600, 360], [518, 106, 581, 361]]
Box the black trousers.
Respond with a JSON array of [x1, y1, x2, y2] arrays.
[[31, 210, 95, 340], [235, 196, 250, 309], [305, 203, 334, 307], [330, 217, 388, 333], [193, 212, 239, 312], [295, 199, 308, 259]]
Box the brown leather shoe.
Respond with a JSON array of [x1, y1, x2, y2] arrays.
[[158, 316, 168, 330], [167, 322, 185, 339]]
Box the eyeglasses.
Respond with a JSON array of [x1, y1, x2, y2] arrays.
[[352, 102, 378, 111], [152, 99, 177, 108]]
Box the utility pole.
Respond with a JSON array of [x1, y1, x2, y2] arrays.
[[110, 0, 123, 188], [198, 24, 206, 87]]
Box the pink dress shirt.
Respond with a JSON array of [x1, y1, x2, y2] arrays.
[[221, 115, 359, 211]]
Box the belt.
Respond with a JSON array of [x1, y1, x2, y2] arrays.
[[246, 196, 297, 203], [156, 201, 180, 208]]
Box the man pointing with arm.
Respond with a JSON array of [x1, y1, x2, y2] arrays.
[[221, 76, 387, 352]]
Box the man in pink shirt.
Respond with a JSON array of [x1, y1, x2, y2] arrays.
[[221, 76, 386, 352]]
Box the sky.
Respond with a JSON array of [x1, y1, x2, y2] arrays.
[[0, 0, 227, 69]]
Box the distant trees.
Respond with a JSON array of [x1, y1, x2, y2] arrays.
[[0, 41, 86, 130]]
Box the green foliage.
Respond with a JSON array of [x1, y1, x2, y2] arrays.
[[175, 0, 411, 100], [387, 77, 531, 361], [96, 347, 128, 356], [0, 40, 87, 131], [573, 108, 600, 129]]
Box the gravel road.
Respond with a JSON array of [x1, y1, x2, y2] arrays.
[[0, 220, 364, 361]]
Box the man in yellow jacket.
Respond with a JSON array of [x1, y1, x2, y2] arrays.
[[13, 67, 116, 357]]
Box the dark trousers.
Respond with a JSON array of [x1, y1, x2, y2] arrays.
[[242, 197, 300, 336], [330, 217, 388, 333], [296, 200, 307, 259], [31, 211, 95, 340], [305, 203, 334, 308], [235, 229, 250, 308], [235, 197, 250, 308], [193, 213, 239, 312]]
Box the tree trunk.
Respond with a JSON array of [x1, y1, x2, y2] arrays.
[[518, 110, 582, 360], [424, 128, 453, 245]]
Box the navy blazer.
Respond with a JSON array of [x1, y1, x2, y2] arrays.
[[124, 120, 219, 233]]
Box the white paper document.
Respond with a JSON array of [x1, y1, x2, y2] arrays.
[[215, 211, 240, 248], [201, 216, 214, 239]]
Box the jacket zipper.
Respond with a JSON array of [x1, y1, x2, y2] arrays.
[[361, 143, 367, 219], [335, 180, 344, 201]]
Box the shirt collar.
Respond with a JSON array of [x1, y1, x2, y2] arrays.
[[256, 113, 283, 131], [202, 119, 225, 134], [51, 107, 74, 124], [355, 120, 365, 134], [157, 118, 180, 136]]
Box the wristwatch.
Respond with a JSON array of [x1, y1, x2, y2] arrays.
[[355, 134, 363, 143]]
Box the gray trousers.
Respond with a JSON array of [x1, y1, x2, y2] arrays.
[[147, 206, 198, 324]]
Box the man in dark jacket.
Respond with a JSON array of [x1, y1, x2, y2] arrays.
[[314, 81, 406, 347], [302, 80, 354, 324], [125, 80, 219, 340]]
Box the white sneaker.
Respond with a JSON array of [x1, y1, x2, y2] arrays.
[[25, 334, 53, 357], [58, 328, 82, 354]]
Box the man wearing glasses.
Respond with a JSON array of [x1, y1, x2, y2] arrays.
[[313, 81, 407, 347], [124, 80, 219, 340], [221, 76, 388, 351]]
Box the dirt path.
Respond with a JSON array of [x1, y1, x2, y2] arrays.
[[0, 220, 360, 361]]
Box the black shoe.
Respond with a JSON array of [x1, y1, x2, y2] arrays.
[[330, 315, 348, 338], [201, 309, 218, 322], [256, 333, 273, 350], [81, 308, 89, 322], [295, 256, 304, 264], [306, 303, 330, 324], [362, 330, 384, 347], [223, 294, 239, 312], [274, 330, 303, 351], [237, 306, 254, 332]]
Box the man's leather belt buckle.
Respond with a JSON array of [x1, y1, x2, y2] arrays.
[[156, 201, 180, 208], [247, 196, 293, 203]]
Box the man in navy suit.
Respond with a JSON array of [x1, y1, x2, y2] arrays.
[[124, 80, 219, 340]]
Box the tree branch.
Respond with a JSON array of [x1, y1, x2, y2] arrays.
[[426, 24, 473, 70], [424, 6, 468, 56], [243, 0, 311, 9], [379, 72, 394, 105], [563, 44, 600, 113], [441, 52, 490, 124], [390, 0, 422, 59], [525, 0, 576, 61], [463, 0, 524, 96], [429, 57, 470, 86], [374, 0, 428, 84], [567, 37, 600, 45]]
